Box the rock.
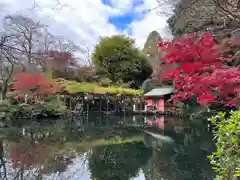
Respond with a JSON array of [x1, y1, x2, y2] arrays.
[[142, 31, 162, 68]]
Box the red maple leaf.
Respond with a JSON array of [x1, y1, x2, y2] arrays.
[[158, 32, 240, 107], [12, 72, 59, 95]]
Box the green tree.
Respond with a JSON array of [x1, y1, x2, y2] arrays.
[[92, 35, 152, 87], [122, 54, 152, 88]]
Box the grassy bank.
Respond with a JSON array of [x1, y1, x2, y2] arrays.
[[56, 78, 143, 95]]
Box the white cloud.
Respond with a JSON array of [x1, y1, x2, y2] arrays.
[[129, 11, 172, 48], [109, 0, 134, 12], [0, 0, 173, 63], [130, 0, 173, 47], [108, 0, 144, 13]]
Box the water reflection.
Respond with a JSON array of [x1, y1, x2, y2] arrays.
[[0, 114, 215, 179], [88, 142, 151, 180]]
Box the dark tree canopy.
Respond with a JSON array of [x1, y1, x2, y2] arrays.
[[92, 35, 152, 88]]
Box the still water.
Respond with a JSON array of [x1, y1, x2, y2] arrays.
[[0, 114, 215, 180]]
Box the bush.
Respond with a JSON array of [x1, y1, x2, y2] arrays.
[[208, 110, 240, 180], [42, 96, 67, 116], [0, 100, 11, 112], [0, 100, 27, 121], [99, 78, 112, 87], [6, 91, 20, 99], [0, 94, 67, 121]]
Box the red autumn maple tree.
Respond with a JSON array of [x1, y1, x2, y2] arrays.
[[158, 32, 240, 107], [12, 72, 60, 95]]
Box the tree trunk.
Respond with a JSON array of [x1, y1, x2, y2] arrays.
[[0, 141, 6, 179], [1, 82, 7, 100]]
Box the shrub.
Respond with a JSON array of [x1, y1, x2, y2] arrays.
[[6, 91, 20, 99], [99, 78, 112, 86], [208, 110, 240, 180], [0, 100, 11, 112], [0, 100, 27, 122], [42, 96, 67, 116]]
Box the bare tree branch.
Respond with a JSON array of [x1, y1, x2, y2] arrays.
[[0, 11, 90, 86], [152, 0, 178, 16], [3, 15, 46, 66], [28, 0, 71, 11], [79, 42, 93, 68], [213, 0, 240, 23]]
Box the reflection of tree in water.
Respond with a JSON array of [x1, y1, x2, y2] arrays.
[[143, 119, 215, 180], [172, 120, 215, 180], [88, 142, 152, 180], [6, 140, 76, 179], [41, 153, 75, 175], [0, 114, 217, 180]]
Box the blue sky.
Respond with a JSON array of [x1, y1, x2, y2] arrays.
[[0, 0, 172, 62], [109, 12, 141, 31], [102, 0, 147, 32]]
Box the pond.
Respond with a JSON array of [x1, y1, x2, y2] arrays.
[[0, 114, 215, 180]]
